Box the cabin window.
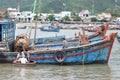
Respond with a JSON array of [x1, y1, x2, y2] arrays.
[[0, 24, 2, 41]]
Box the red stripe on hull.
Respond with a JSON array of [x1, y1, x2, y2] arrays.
[[107, 40, 115, 63]]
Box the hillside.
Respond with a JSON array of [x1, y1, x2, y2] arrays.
[[0, 0, 119, 14]]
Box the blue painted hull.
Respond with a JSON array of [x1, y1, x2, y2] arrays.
[[0, 38, 115, 64], [32, 41, 112, 64]]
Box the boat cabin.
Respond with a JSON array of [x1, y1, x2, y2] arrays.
[[0, 19, 16, 51]]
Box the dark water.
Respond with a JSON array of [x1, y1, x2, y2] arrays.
[[1, 29, 118, 80]]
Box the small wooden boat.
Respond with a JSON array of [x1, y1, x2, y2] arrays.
[[17, 26, 27, 29], [40, 26, 59, 32], [13, 60, 36, 67]]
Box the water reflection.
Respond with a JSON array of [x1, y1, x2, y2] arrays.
[[2, 64, 111, 80]]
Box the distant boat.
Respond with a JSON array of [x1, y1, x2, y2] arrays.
[[82, 26, 98, 32], [40, 26, 59, 32], [16, 26, 27, 29]]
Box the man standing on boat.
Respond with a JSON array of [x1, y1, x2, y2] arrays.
[[62, 38, 68, 49], [16, 51, 25, 59], [26, 47, 34, 61]]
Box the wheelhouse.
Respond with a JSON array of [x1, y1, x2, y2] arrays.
[[0, 19, 16, 51]]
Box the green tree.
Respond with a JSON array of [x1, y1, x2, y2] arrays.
[[91, 17, 98, 22], [46, 15, 55, 21], [72, 15, 81, 21], [62, 16, 71, 21]]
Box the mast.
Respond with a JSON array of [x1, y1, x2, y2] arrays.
[[17, 0, 20, 12], [92, 0, 94, 14], [32, 0, 40, 46]]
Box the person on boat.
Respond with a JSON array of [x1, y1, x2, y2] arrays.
[[78, 29, 89, 45], [26, 47, 34, 61], [18, 56, 28, 64], [78, 32, 84, 44], [62, 38, 68, 49], [16, 51, 25, 60], [82, 29, 89, 44], [74, 33, 77, 38]]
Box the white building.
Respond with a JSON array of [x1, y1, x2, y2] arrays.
[[7, 8, 17, 13], [97, 13, 111, 21], [60, 11, 71, 18], [21, 11, 35, 22], [79, 10, 90, 18], [7, 8, 17, 19], [101, 13, 111, 20]]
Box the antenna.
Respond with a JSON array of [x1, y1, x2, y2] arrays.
[[32, 0, 40, 14], [32, 0, 41, 46], [92, 0, 94, 14], [17, 1, 20, 12]]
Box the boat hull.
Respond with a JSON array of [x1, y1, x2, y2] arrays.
[[0, 39, 114, 64]]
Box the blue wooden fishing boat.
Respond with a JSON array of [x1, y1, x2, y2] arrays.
[[117, 35, 120, 43], [40, 26, 59, 32], [0, 32, 117, 64], [0, 20, 115, 65]]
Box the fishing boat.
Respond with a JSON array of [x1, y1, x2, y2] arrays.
[[0, 0, 113, 65], [13, 60, 36, 67], [0, 32, 117, 64], [40, 25, 59, 32]]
